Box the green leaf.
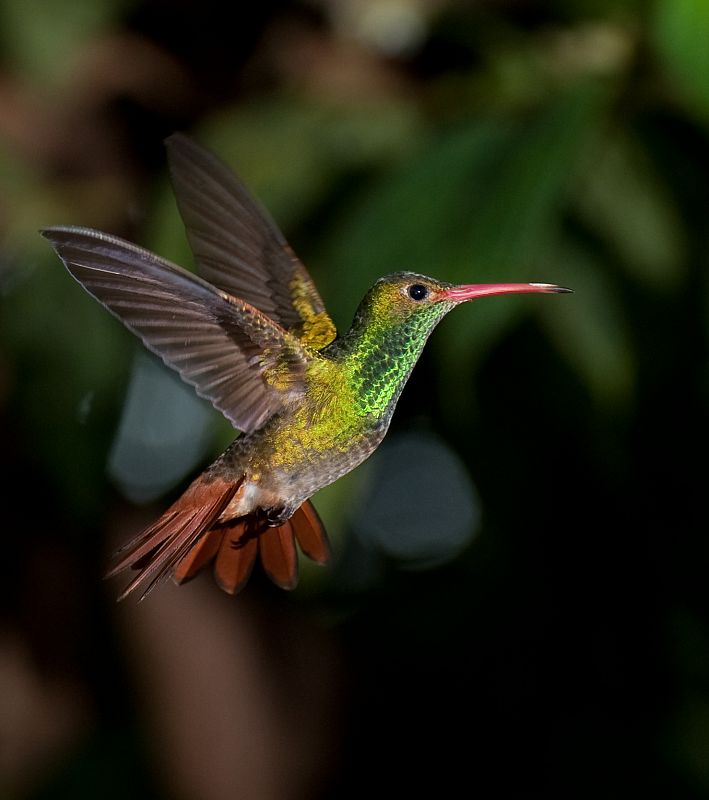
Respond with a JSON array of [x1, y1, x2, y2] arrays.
[[573, 128, 687, 287], [196, 96, 422, 234], [0, 0, 126, 83], [0, 247, 130, 518], [538, 237, 635, 408], [654, 0, 709, 124], [437, 82, 610, 410], [315, 120, 514, 328]]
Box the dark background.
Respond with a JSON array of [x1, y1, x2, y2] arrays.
[[2, 1, 708, 797]]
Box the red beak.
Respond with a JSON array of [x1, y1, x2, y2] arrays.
[[441, 282, 572, 302]]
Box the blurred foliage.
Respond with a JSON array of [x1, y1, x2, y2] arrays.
[[655, 0, 709, 124], [0, 0, 121, 82], [2, 0, 709, 798]]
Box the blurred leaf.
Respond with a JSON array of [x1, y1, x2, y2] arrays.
[[322, 80, 605, 289], [316, 120, 512, 327], [451, 80, 609, 279], [0, 0, 126, 83], [654, 0, 709, 124], [0, 142, 135, 252], [539, 236, 635, 407], [107, 353, 217, 504], [144, 174, 193, 271], [0, 249, 129, 518], [573, 128, 687, 287], [351, 431, 480, 568], [196, 95, 423, 233], [439, 82, 610, 409]]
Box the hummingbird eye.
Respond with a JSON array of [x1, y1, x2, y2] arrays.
[[407, 283, 429, 301]]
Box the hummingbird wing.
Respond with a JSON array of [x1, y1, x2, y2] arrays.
[[41, 226, 312, 433], [165, 133, 338, 351]]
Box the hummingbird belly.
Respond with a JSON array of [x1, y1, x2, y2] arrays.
[[215, 404, 389, 521]]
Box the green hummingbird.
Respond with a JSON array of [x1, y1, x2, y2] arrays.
[[42, 134, 569, 600]]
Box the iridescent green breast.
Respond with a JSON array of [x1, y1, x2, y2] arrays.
[[333, 293, 454, 419]]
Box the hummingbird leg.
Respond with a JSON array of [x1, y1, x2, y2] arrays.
[[265, 505, 298, 527]]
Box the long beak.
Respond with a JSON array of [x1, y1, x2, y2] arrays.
[[441, 282, 572, 302]]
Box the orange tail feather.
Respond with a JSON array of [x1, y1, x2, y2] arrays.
[[172, 527, 223, 584], [213, 518, 259, 595], [108, 484, 331, 599], [291, 500, 331, 565], [106, 475, 240, 601], [259, 520, 298, 590]]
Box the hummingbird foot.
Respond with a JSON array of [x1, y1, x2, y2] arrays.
[[265, 505, 298, 526]]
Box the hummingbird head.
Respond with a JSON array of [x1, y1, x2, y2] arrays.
[[353, 271, 570, 332], [339, 271, 570, 417]]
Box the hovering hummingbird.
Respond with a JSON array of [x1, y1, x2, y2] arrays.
[[42, 134, 570, 600]]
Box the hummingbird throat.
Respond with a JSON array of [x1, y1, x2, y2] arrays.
[[338, 300, 453, 418]]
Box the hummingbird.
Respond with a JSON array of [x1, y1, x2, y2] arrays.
[[42, 134, 570, 600]]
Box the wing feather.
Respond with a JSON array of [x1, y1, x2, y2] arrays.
[[41, 226, 310, 433], [166, 133, 337, 349]]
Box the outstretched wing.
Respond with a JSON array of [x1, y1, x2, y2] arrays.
[[165, 133, 338, 350], [42, 226, 312, 434]]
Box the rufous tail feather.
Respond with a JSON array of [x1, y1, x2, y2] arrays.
[[106, 476, 241, 601], [290, 501, 331, 564], [172, 527, 223, 584], [107, 485, 332, 599], [212, 518, 259, 595], [259, 520, 298, 590]]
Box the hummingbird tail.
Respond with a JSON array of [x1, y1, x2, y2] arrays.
[[174, 500, 332, 595], [107, 472, 332, 599], [105, 475, 241, 601], [178, 515, 261, 595]]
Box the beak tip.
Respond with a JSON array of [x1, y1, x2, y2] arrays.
[[529, 283, 573, 294]]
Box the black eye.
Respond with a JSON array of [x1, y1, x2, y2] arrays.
[[408, 283, 429, 301]]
